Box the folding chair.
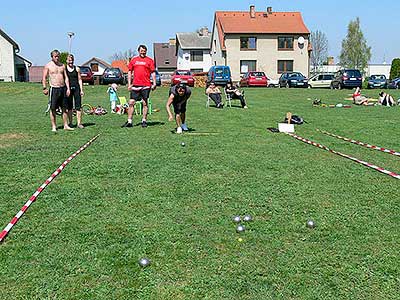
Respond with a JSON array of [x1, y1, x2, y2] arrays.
[[137, 99, 152, 115], [224, 89, 233, 108], [206, 93, 211, 108]]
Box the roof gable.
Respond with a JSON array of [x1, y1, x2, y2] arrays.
[[81, 57, 111, 68], [0, 28, 20, 51], [153, 42, 177, 69]]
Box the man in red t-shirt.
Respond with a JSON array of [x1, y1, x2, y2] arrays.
[[122, 44, 156, 128]]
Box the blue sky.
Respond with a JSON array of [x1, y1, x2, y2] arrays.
[[1, 0, 398, 65]]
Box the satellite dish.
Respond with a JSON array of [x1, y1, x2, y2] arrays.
[[298, 36, 305, 44]]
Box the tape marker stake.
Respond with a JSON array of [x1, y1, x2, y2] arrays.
[[0, 134, 100, 243], [286, 132, 400, 180]]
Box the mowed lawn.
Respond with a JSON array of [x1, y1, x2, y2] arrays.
[[0, 82, 399, 300]]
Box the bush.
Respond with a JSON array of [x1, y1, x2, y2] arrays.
[[389, 58, 400, 79]]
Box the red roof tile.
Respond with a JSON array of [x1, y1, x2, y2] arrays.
[[215, 11, 310, 50], [111, 60, 129, 73]]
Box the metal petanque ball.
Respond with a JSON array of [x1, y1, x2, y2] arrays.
[[306, 220, 315, 229], [138, 257, 151, 268], [232, 215, 241, 223], [236, 224, 245, 233], [243, 215, 253, 222], [181, 142, 185, 147]]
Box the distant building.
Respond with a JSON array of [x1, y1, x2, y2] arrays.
[[81, 57, 111, 76], [0, 28, 31, 82], [210, 5, 311, 81], [111, 60, 129, 74], [153, 39, 177, 73], [176, 27, 212, 73]]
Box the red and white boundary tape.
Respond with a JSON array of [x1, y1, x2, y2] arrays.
[[0, 134, 100, 243], [286, 132, 400, 180], [317, 129, 400, 157]]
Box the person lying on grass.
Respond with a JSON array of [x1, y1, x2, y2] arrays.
[[352, 87, 373, 106], [378, 91, 395, 107]]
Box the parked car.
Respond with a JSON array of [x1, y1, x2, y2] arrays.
[[330, 69, 362, 89], [171, 70, 195, 87], [308, 73, 334, 88], [79, 66, 94, 85], [367, 74, 387, 89], [207, 65, 231, 86], [387, 77, 400, 89], [239, 71, 268, 87], [279, 72, 308, 88], [101, 68, 125, 85], [266, 76, 279, 88], [150, 70, 161, 86]]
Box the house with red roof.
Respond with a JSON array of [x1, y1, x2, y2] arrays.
[[111, 59, 129, 74], [211, 5, 311, 81]]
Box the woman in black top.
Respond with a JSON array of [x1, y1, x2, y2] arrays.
[[66, 54, 85, 128]]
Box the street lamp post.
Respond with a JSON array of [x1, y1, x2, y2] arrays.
[[67, 32, 75, 54]]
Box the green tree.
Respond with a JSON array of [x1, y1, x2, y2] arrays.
[[389, 58, 400, 79], [310, 30, 329, 74], [59, 51, 69, 65], [339, 17, 371, 73]]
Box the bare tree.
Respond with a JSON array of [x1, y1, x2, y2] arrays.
[[310, 30, 329, 74], [110, 49, 136, 62]]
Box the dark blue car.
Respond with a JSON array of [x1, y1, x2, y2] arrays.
[[279, 72, 308, 88], [388, 77, 400, 89], [367, 74, 387, 89], [331, 69, 362, 89]]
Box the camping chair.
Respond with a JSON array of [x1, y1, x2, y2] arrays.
[[137, 98, 152, 115], [224, 88, 233, 108], [206, 93, 211, 108], [117, 96, 130, 114]]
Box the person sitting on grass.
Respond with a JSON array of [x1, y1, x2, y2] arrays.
[[352, 87, 371, 106], [378, 91, 395, 107], [225, 82, 248, 108], [205, 82, 224, 108]]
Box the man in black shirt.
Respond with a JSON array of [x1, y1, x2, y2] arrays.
[[166, 83, 191, 134]]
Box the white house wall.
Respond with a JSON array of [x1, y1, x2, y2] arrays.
[[225, 34, 310, 81], [0, 34, 15, 82], [211, 20, 224, 66], [177, 48, 212, 71]]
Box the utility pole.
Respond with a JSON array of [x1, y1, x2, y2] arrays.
[[67, 32, 75, 54]]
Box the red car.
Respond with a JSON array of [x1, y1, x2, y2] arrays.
[[239, 71, 268, 87], [171, 70, 195, 87], [79, 66, 94, 85]]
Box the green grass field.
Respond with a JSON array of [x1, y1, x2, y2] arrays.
[[1, 82, 399, 299]]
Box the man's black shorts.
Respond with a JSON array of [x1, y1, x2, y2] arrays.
[[66, 86, 82, 110], [173, 100, 187, 114], [130, 86, 151, 102], [49, 86, 67, 110]]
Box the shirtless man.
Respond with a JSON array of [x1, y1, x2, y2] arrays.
[[42, 49, 72, 132]]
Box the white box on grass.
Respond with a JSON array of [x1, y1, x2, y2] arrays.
[[278, 123, 295, 133]]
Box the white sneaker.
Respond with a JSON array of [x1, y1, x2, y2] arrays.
[[181, 123, 188, 131], [176, 127, 183, 134]]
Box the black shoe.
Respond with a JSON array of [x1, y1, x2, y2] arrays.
[[121, 121, 133, 128], [141, 121, 148, 128]]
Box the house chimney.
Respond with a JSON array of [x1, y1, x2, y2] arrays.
[[169, 38, 176, 46], [250, 5, 256, 18], [199, 27, 209, 36], [267, 6, 272, 14]]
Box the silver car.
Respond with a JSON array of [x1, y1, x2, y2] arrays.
[[308, 73, 334, 88]]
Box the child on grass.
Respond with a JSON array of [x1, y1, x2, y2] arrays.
[[107, 83, 119, 112]]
